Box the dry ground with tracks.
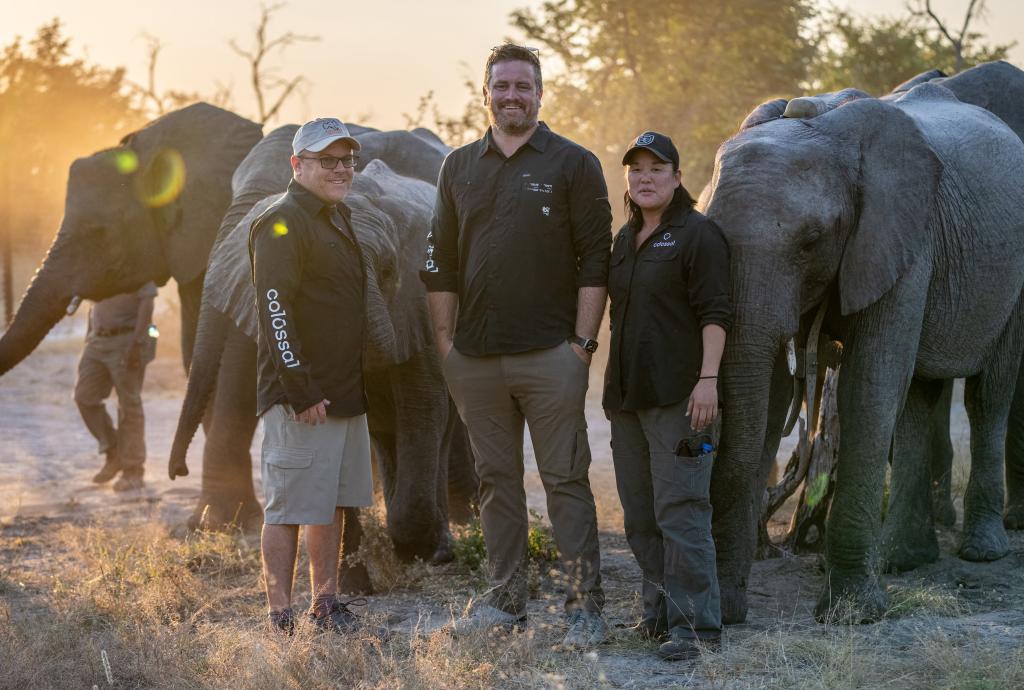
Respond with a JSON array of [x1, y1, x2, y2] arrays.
[[2, 303, 1023, 688]]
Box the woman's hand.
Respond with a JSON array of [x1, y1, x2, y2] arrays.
[[687, 379, 719, 431]]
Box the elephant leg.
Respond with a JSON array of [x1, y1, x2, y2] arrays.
[[189, 327, 262, 531], [881, 377, 944, 573], [928, 380, 957, 528], [815, 284, 925, 623], [959, 371, 1013, 561], [1004, 361, 1024, 529], [338, 507, 373, 595]]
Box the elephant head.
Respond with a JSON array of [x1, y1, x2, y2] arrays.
[[701, 92, 943, 623], [0, 103, 262, 374]]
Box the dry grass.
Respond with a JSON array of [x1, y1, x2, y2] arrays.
[[1, 516, 1021, 689]]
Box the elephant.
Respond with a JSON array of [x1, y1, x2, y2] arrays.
[[166, 124, 477, 586], [0, 103, 262, 382], [700, 61, 1024, 623]]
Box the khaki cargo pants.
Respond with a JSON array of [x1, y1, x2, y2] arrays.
[[444, 341, 604, 615]]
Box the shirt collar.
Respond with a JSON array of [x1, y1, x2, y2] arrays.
[[287, 177, 352, 221], [477, 121, 552, 158]]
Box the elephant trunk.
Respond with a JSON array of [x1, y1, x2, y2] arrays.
[[363, 267, 400, 373], [714, 320, 781, 624], [0, 243, 76, 374], [168, 299, 229, 478]]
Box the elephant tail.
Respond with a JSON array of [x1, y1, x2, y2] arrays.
[[168, 299, 230, 479]]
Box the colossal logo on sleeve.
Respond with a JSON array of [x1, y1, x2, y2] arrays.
[[265, 288, 300, 368]]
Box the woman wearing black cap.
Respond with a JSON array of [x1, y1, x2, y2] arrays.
[[603, 131, 732, 661]]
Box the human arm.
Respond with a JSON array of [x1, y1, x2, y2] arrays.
[[420, 155, 462, 360], [687, 324, 726, 431], [568, 151, 612, 364], [427, 291, 459, 361], [251, 210, 328, 423], [121, 283, 157, 368]]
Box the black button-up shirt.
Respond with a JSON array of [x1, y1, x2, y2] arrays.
[[249, 178, 367, 418], [603, 201, 733, 412], [420, 123, 612, 355]]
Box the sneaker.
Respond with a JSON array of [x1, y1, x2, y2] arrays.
[[444, 603, 526, 637], [113, 469, 144, 492], [309, 597, 390, 641], [92, 450, 122, 484], [559, 609, 608, 650], [269, 607, 295, 635], [657, 633, 720, 661]]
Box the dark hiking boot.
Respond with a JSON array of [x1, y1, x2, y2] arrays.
[[113, 467, 144, 491], [631, 618, 670, 642], [268, 607, 296, 635], [92, 449, 122, 484], [657, 633, 721, 661], [309, 596, 390, 640]]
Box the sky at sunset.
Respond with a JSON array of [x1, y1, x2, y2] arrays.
[[4, 0, 1023, 131]]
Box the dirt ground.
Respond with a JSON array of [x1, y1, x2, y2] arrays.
[[2, 316, 1024, 688]]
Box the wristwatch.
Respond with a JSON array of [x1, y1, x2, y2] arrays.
[[569, 335, 599, 353]]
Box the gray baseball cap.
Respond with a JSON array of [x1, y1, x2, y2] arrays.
[[291, 117, 361, 155]]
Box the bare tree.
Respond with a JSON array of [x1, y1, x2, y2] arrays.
[[229, 2, 319, 124], [909, 0, 988, 72], [135, 33, 232, 117]]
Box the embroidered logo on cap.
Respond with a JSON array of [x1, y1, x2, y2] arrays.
[[322, 120, 341, 133], [636, 132, 655, 146]]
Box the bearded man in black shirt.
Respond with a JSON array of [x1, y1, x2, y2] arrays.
[[421, 43, 612, 649]]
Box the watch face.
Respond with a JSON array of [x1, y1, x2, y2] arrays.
[[583, 339, 598, 353]]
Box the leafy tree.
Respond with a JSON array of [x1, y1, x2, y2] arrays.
[[0, 20, 145, 321], [509, 0, 817, 188], [810, 6, 1013, 95]]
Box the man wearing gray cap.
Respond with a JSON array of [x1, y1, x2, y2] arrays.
[[249, 117, 373, 635]]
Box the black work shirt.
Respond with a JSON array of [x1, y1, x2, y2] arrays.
[[603, 202, 733, 412], [250, 178, 367, 418], [420, 123, 612, 355]]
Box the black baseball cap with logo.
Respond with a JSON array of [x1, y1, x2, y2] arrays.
[[622, 131, 680, 169]]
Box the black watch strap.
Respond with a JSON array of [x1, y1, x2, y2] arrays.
[[569, 335, 598, 353]]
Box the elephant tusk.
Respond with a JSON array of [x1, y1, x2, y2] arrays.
[[786, 338, 797, 375], [66, 295, 82, 316]]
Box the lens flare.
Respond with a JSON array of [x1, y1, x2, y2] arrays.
[[273, 220, 289, 237], [109, 149, 139, 174], [147, 325, 160, 339], [137, 148, 186, 208]]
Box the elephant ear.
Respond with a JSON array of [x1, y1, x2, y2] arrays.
[[810, 98, 942, 315], [123, 103, 263, 286]]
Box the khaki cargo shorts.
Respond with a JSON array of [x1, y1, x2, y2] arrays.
[[260, 405, 373, 525]]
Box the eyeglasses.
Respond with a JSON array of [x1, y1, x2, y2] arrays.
[[491, 44, 540, 55], [297, 154, 360, 170]]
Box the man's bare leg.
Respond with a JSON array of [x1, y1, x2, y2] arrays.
[[307, 507, 344, 607], [262, 523, 299, 611]]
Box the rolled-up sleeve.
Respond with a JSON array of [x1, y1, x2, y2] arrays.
[[251, 212, 324, 413], [688, 221, 733, 331], [568, 151, 612, 288], [420, 155, 460, 293]]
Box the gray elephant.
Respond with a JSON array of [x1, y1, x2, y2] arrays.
[[702, 61, 1024, 623], [0, 104, 261, 384], [167, 125, 477, 586]]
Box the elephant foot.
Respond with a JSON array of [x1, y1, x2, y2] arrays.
[[931, 493, 957, 528], [814, 569, 888, 624], [880, 529, 939, 574], [1004, 500, 1024, 530], [429, 529, 455, 565], [339, 560, 373, 596], [187, 497, 263, 533], [719, 581, 749, 625], [958, 516, 1010, 561]]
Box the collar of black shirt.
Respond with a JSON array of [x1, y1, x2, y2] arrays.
[[286, 177, 353, 223], [477, 121, 552, 158]]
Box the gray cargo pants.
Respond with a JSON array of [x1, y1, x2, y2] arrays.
[[607, 399, 721, 640], [444, 341, 604, 615], [73, 332, 153, 468]]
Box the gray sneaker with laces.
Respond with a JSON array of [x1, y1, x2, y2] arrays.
[[560, 609, 608, 650], [444, 604, 526, 637]]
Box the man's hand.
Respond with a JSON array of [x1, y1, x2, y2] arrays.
[[294, 399, 331, 425], [569, 342, 592, 366], [121, 341, 143, 369], [687, 379, 719, 431]]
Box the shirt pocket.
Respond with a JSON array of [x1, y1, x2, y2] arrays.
[[639, 245, 683, 292], [518, 179, 567, 237]]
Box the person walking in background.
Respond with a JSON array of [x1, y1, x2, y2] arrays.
[[250, 117, 377, 636], [603, 132, 732, 660], [75, 282, 158, 491], [422, 42, 612, 649]]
